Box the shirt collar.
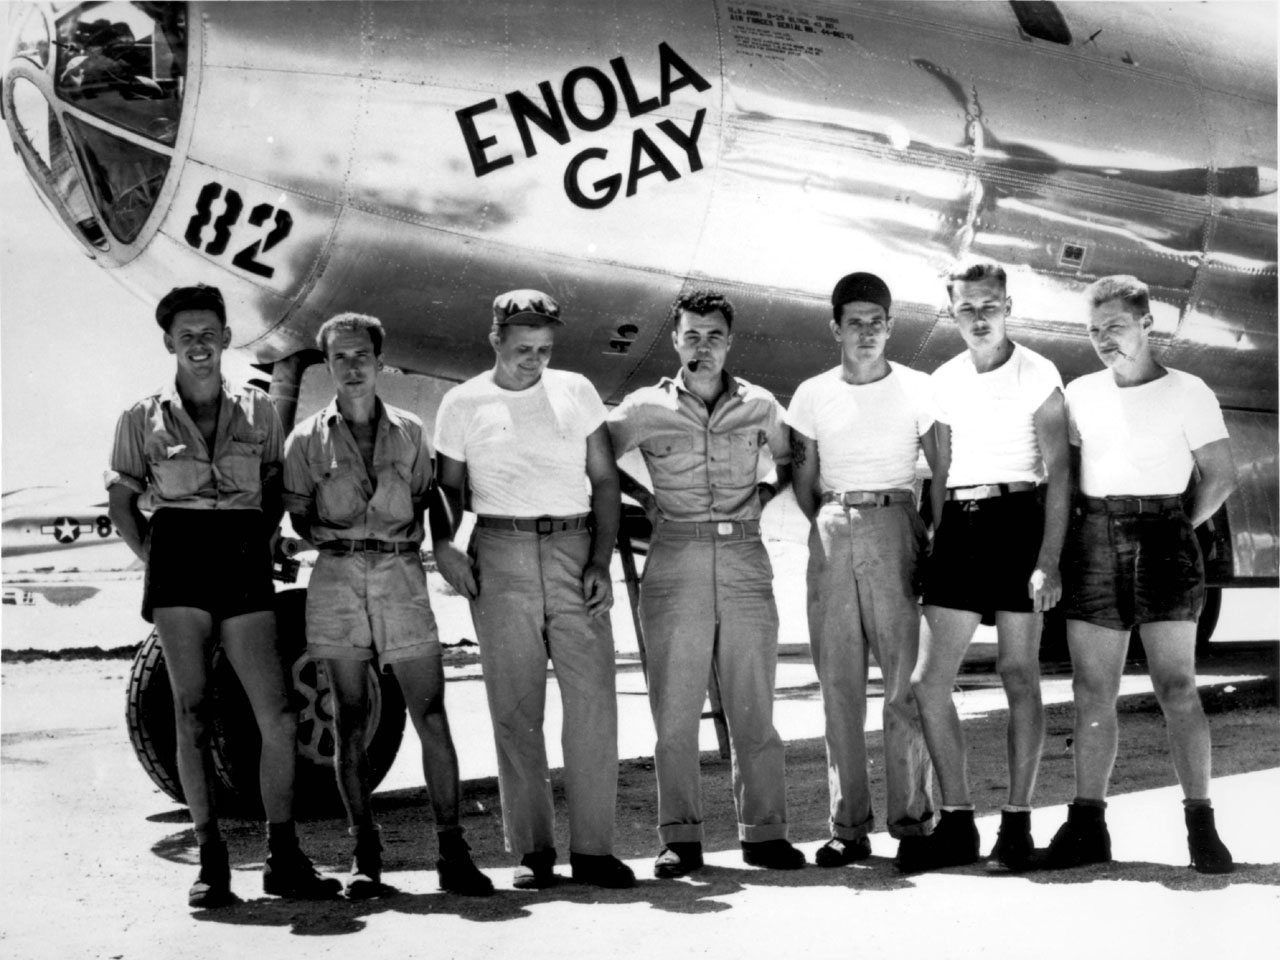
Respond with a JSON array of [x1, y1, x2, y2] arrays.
[[665, 369, 745, 400], [323, 395, 386, 427], [159, 377, 232, 406]]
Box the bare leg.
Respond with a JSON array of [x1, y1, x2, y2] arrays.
[[992, 611, 1046, 807], [391, 656, 461, 828], [1139, 621, 1211, 799], [1064, 620, 1128, 799], [321, 659, 374, 828], [911, 606, 982, 806], [153, 607, 219, 832], [220, 610, 298, 824]]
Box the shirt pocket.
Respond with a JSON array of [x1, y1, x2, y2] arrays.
[[642, 434, 697, 483], [220, 432, 266, 497], [371, 460, 415, 523], [311, 458, 366, 525], [728, 429, 764, 483], [146, 437, 206, 500]]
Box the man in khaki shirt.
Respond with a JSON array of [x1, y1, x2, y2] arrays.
[[608, 289, 802, 877], [284, 313, 492, 898]]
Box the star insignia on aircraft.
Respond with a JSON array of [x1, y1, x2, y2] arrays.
[[50, 517, 82, 544]]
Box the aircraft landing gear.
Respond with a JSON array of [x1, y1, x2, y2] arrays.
[[125, 588, 406, 814]]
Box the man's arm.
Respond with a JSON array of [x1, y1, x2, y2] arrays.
[[789, 428, 819, 521], [582, 424, 620, 618], [1031, 389, 1070, 611], [108, 484, 149, 563], [919, 426, 942, 532], [618, 467, 658, 527], [431, 453, 477, 600], [929, 422, 951, 532], [1187, 438, 1237, 528]]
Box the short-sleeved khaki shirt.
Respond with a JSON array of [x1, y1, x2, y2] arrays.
[[607, 372, 791, 522], [106, 379, 283, 511], [283, 398, 433, 545]]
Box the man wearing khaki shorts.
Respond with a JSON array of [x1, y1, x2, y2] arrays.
[[285, 313, 492, 898]]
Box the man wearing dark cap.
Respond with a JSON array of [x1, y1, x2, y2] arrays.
[[432, 289, 634, 890], [607, 289, 803, 877], [786, 272, 938, 867], [107, 284, 338, 908], [284, 312, 493, 898]]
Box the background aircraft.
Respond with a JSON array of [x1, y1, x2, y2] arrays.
[[3, 0, 1275, 808]]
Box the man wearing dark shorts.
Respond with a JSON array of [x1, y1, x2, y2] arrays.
[[1044, 276, 1237, 874], [107, 284, 338, 908], [902, 260, 1070, 873], [284, 313, 493, 898]]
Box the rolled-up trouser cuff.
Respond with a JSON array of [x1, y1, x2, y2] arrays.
[[831, 813, 876, 842], [739, 822, 788, 843], [888, 814, 935, 839], [658, 822, 704, 845]]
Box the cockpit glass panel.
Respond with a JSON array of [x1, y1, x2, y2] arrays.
[[14, 7, 52, 68], [63, 113, 168, 243], [54, 1, 186, 146], [9, 78, 108, 250]]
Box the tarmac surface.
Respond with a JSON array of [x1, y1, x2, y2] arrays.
[[2, 532, 1278, 960]]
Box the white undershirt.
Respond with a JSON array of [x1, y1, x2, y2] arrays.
[[785, 362, 934, 491], [932, 343, 1063, 487], [1066, 368, 1228, 496], [433, 369, 605, 517]]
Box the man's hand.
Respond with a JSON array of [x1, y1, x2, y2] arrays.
[[434, 541, 477, 600], [582, 561, 614, 618], [1028, 565, 1061, 612]]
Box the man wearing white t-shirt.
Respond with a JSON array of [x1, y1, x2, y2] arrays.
[[787, 272, 937, 868], [432, 289, 634, 890], [1044, 275, 1237, 874], [903, 260, 1070, 873]]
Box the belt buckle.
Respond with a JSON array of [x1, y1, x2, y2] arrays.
[[535, 518, 555, 534], [717, 522, 733, 536]]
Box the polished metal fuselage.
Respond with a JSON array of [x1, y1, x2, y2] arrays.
[[6, 1, 1277, 578]]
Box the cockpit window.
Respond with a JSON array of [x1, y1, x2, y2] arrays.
[[13, 7, 51, 69], [9, 77, 108, 250], [63, 113, 168, 243], [54, 1, 186, 146]]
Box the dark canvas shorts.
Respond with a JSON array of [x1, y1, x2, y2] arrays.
[[1061, 503, 1204, 630], [142, 508, 275, 623], [922, 489, 1044, 618]]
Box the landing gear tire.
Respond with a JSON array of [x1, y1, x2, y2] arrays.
[[125, 589, 407, 815]]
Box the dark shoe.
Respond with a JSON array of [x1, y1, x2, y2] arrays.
[[570, 853, 636, 889], [894, 810, 980, 873], [438, 854, 495, 896], [512, 849, 559, 890], [814, 836, 872, 868], [654, 842, 704, 878], [1186, 805, 1234, 875], [989, 810, 1037, 872], [344, 829, 386, 900], [1043, 803, 1111, 870], [188, 840, 236, 909], [741, 839, 805, 870], [263, 847, 342, 900]]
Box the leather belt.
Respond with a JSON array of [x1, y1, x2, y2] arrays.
[[655, 519, 760, 539], [947, 481, 1038, 501], [822, 489, 914, 508], [475, 514, 589, 533], [318, 539, 421, 555], [1082, 495, 1183, 515]]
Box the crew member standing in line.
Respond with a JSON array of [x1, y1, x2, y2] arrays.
[[1043, 275, 1237, 874], [283, 313, 493, 898], [787, 272, 937, 867], [107, 284, 338, 908], [903, 260, 1070, 873], [432, 290, 634, 890], [608, 289, 804, 878]]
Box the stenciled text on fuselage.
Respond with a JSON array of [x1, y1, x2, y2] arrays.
[[455, 42, 711, 209]]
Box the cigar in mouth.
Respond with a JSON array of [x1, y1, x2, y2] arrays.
[[687, 359, 701, 372]]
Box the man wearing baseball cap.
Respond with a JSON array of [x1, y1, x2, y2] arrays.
[[432, 289, 634, 890], [786, 272, 937, 867]]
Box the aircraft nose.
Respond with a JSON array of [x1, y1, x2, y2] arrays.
[[3, 2, 187, 254]]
